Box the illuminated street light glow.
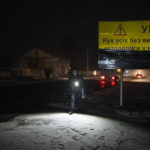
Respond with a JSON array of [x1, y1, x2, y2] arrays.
[[116, 69, 121, 73], [93, 70, 97, 76]]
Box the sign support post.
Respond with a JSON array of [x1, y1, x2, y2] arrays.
[[120, 68, 124, 107]]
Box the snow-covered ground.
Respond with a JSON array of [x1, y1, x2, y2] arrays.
[[0, 80, 150, 149], [0, 112, 150, 150]]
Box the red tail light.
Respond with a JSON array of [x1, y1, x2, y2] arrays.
[[99, 81, 106, 88], [100, 81, 106, 85], [110, 81, 116, 86]]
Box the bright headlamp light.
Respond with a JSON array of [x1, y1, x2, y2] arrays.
[[74, 81, 79, 87]]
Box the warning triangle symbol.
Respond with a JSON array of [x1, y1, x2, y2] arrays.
[[114, 24, 127, 36]]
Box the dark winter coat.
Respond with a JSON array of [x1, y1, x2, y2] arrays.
[[68, 75, 84, 92]]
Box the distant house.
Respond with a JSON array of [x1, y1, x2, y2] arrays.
[[17, 48, 70, 79]]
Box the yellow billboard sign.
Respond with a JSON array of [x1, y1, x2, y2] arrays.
[[98, 21, 150, 51]]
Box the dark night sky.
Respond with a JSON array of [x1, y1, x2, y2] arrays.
[[2, 1, 150, 69]]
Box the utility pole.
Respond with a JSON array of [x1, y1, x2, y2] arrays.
[[35, 48, 38, 69], [86, 46, 89, 77]]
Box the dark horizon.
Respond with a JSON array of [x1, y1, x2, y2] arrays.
[[2, 2, 150, 68]]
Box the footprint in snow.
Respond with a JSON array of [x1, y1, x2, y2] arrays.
[[81, 133, 87, 136], [59, 144, 65, 149], [99, 136, 105, 140], [72, 135, 79, 140], [117, 139, 125, 145]]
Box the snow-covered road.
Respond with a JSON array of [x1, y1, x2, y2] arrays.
[[0, 113, 150, 150], [124, 76, 150, 83]]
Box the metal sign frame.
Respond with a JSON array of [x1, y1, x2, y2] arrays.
[[98, 50, 150, 69]]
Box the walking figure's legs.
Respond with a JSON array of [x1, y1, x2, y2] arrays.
[[76, 91, 82, 111], [71, 92, 75, 112]]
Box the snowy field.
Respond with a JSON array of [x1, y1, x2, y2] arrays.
[[0, 112, 150, 150], [0, 80, 150, 149]]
